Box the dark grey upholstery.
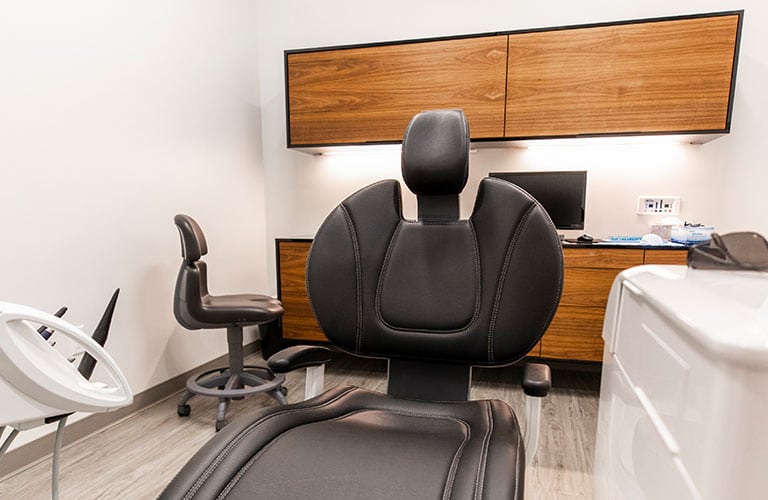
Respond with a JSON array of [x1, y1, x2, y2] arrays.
[[160, 110, 563, 499], [308, 110, 562, 365], [173, 215, 283, 329], [161, 386, 523, 499], [172, 215, 286, 431]]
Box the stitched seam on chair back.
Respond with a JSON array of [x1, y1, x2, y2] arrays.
[[468, 220, 482, 331], [374, 221, 403, 330], [487, 205, 535, 363], [339, 203, 363, 351]]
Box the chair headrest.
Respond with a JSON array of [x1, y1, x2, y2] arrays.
[[401, 109, 469, 197], [174, 214, 207, 262]]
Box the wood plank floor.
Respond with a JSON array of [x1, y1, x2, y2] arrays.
[[0, 353, 600, 499]]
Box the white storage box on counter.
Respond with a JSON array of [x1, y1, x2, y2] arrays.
[[671, 225, 714, 244], [594, 265, 768, 500]]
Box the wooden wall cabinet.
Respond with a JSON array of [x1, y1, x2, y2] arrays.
[[286, 35, 508, 146], [505, 14, 741, 138], [285, 11, 741, 150], [276, 239, 688, 363]]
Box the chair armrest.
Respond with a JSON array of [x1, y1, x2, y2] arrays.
[[522, 362, 551, 397], [267, 345, 332, 374]]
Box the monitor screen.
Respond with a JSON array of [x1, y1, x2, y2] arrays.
[[489, 171, 587, 230]]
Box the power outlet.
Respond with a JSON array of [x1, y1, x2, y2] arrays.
[[637, 196, 681, 215]]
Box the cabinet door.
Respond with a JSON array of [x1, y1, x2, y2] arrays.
[[276, 241, 327, 342], [287, 35, 508, 146], [505, 14, 740, 138]]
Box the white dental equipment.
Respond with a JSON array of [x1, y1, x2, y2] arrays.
[[0, 292, 132, 499]]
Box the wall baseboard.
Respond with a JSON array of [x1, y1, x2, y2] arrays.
[[0, 342, 261, 479]]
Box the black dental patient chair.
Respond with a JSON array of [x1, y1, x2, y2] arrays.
[[160, 109, 563, 499]]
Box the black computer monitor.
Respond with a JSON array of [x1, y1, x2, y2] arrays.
[[489, 171, 587, 230]]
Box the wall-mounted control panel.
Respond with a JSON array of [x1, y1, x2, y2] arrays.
[[636, 196, 681, 215]]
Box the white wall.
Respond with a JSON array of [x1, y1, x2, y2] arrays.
[[257, 0, 768, 254], [0, 1, 265, 448]]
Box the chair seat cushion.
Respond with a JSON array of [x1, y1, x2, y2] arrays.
[[160, 386, 524, 499], [193, 293, 283, 327]]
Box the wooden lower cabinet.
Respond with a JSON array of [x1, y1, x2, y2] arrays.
[[539, 248, 642, 362], [276, 240, 327, 342], [540, 247, 688, 362], [276, 239, 688, 362]]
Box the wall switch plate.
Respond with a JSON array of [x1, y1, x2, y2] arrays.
[[637, 196, 681, 215]]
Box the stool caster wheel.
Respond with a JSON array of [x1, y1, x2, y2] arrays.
[[279, 387, 288, 396], [177, 404, 191, 417], [215, 419, 227, 432]]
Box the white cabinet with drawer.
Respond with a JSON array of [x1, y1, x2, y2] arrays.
[[594, 265, 768, 500]]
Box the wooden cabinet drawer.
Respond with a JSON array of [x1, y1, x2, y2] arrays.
[[563, 248, 644, 268], [540, 305, 605, 362], [561, 267, 624, 308], [644, 249, 688, 265]]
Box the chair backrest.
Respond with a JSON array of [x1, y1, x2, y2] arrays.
[[173, 214, 210, 330], [306, 110, 563, 399], [175, 214, 208, 263]]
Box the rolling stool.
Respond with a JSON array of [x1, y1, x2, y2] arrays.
[[172, 214, 286, 431]]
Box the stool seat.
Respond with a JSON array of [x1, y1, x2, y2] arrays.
[[197, 294, 283, 326]]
